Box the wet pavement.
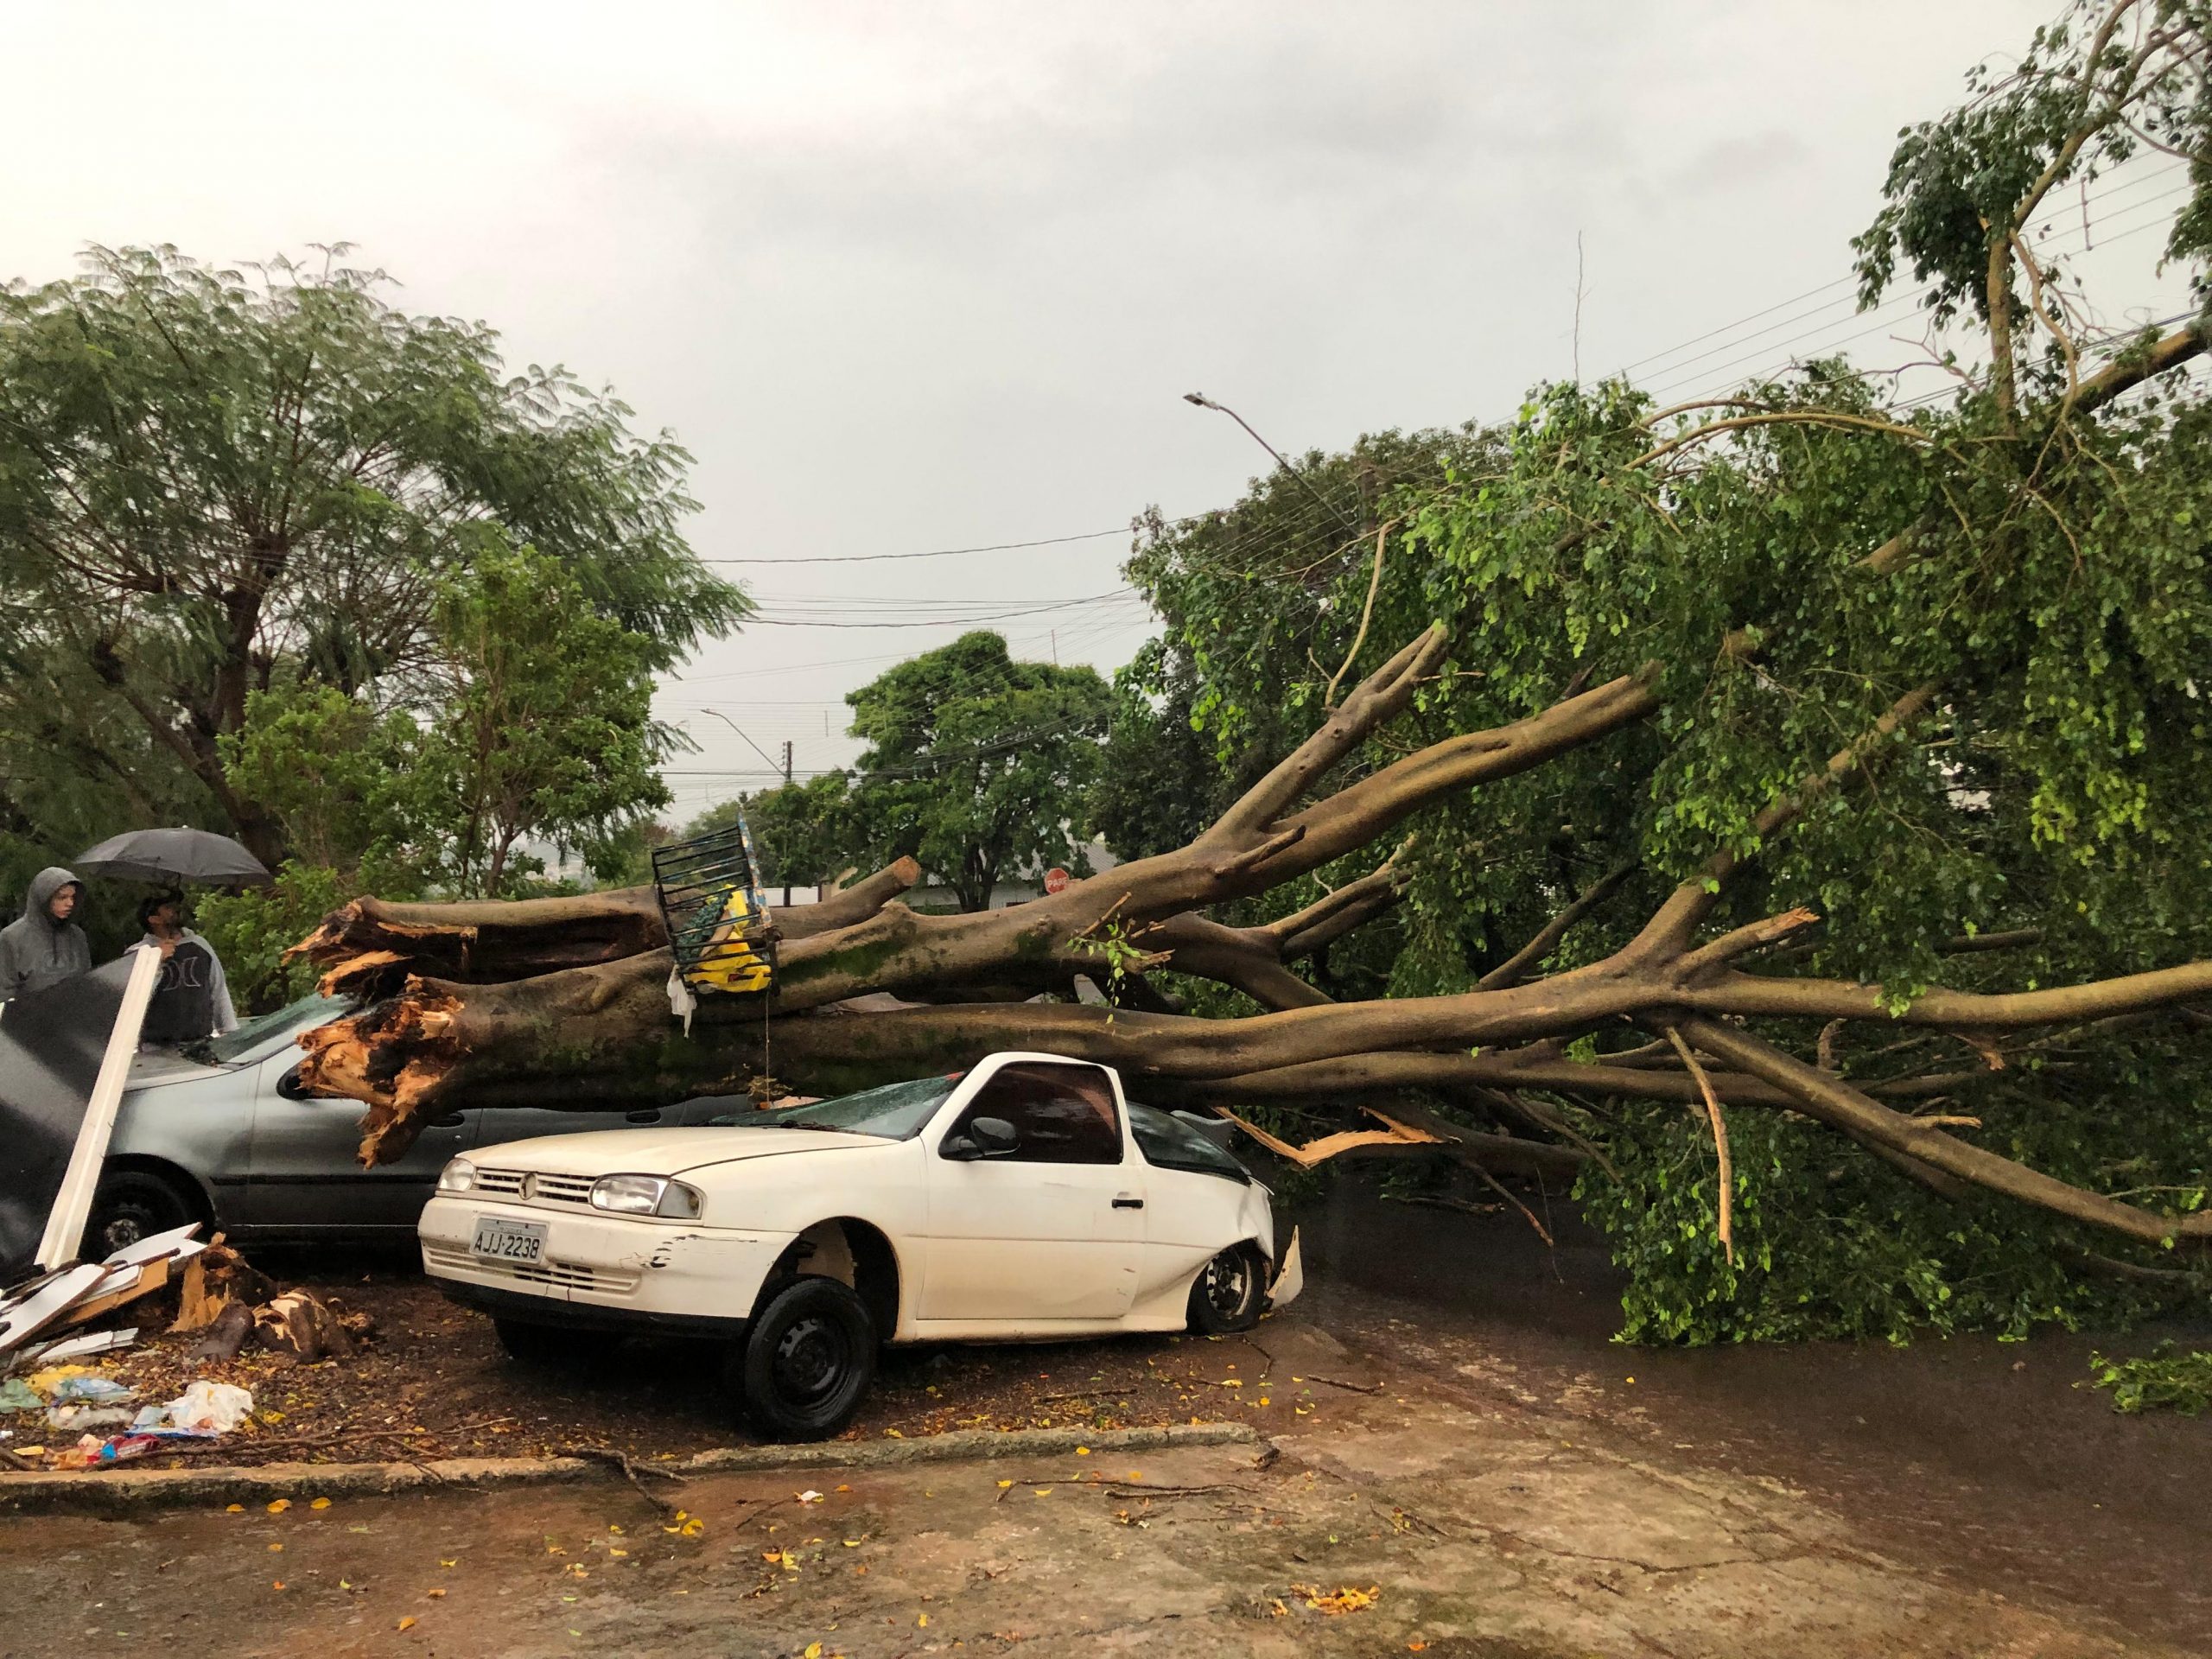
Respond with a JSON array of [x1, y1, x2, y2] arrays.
[[2, 1180, 2206, 1656], [1297, 1175, 2212, 1649]]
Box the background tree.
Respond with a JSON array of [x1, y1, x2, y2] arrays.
[[687, 773, 858, 893], [397, 540, 672, 896], [844, 632, 1110, 912], [193, 542, 677, 999], [0, 244, 746, 881]]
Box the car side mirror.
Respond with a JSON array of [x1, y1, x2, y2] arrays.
[[276, 1065, 321, 1102], [940, 1133, 982, 1161], [969, 1116, 1019, 1155]]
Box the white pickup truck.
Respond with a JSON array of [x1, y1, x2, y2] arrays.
[[419, 1051, 1300, 1439]]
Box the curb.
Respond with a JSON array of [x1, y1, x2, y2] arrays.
[[0, 1422, 1258, 1516]]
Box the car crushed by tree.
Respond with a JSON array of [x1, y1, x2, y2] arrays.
[[417, 1052, 1294, 1439]]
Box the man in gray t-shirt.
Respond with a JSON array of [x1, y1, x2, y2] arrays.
[[136, 891, 238, 1046]]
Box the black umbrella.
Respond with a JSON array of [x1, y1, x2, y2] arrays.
[[73, 828, 272, 888]]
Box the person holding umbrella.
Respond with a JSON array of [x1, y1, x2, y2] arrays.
[[68, 827, 267, 1042], [0, 867, 93, 1003], [134, 890, 238, 1046]]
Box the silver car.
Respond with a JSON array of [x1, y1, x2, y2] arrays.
[[92, 991, 730, 1254]]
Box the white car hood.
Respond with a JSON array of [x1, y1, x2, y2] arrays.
[[467, 1126, 879, 1179]]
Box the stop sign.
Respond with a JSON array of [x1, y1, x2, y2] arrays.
[[1043, 867, 1070, 895]]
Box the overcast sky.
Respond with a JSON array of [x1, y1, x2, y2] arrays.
[[9, 1, 2185, 821]]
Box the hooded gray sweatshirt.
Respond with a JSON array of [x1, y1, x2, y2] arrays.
[[0, 867, 94, 1002]]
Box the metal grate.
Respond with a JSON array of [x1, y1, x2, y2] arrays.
[[526, 1173, 596, 1206], [423, 1246, 640, 1295], [652, 816, 777, 995]]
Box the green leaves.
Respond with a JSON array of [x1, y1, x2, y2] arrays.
[[2088, 1344, 2212, 1414], [845, 632, 1111, 912], [399, 541, 671, 897], [694, 773, 855, 891], [0, 245, 743, 875]]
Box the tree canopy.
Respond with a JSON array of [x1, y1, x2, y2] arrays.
[[0, 244, 746, 889], [1100, 0, 2212, 1338], [843, 632, 1110, 911], [700, 633, 1113, 912]]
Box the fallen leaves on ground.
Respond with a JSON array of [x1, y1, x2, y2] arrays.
[[1290, 1584, 1381, 1615]]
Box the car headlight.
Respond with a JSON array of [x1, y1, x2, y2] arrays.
[[436, 1157, 476, 1194], [588, 1174, 704, 1220]]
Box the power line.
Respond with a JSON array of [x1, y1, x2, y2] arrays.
[[669, 714, 1104, 785], [1640, 166, 2192, 405], [696, 517, 1211, 566], [737, 589, 1147, 628]]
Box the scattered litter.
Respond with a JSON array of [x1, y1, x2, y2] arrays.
[[149, 1381, 255, 1434], [48, 1374, 134, 1405], [44, 1404, 134, 1433], [46, 1428, 208, 1469], [0, 1378, 40, 1413]]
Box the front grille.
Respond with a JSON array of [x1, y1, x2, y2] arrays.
[[528, 1173, 596, 1206], [470, 1167, 596, 1207], [423, 1245, 639, 1296]]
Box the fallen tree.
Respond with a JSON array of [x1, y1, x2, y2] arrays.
[[291, 611, 2212, 1256], [290, 2, 2212, 1317]]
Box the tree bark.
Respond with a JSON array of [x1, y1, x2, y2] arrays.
[[289, 628, 2212, 1258]]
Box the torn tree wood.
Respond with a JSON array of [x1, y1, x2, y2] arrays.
[[1214, 1107, 1444, 1167]]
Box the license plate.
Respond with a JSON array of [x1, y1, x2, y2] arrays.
[[471, 1217, 547, 1264]]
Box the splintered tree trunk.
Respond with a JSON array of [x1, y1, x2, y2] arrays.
[[293, 627, 2212, 1256]]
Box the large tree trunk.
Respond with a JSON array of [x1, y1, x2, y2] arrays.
[[292, 629, 2212, 1255]]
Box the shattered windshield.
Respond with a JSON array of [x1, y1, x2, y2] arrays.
[[197, 991, 353, 1065], [718, 1074, 962, 1140]]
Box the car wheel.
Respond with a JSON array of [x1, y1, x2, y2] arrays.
[[86, 1169, 195, 1258], [736, 1277, 877, 1441], [493, 1318, 582, 1367], [1186, 1242, 1268, 1335]]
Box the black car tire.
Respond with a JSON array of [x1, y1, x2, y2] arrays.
[[493, 1317, 587, 1367], [1186, 1242, 1268, 1335], [86, 1169, 197, 1257], [735, 1276, 877, 1441]]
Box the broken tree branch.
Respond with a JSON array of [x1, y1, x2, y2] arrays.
[[1635, 681, 1938, 953], [1676, 1015, 2212, 1248], [1322, 519, 1397, 710], [1478, 862, 1638, 991], [1664, 1025, 1735, 1267]]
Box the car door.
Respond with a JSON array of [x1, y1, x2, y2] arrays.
[[239, 1054, 478, 1230], [919, 1058, 1144, 1324]]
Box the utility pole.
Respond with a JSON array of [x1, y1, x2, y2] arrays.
[[781, 741, 794, 906]]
